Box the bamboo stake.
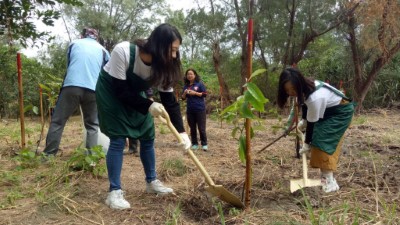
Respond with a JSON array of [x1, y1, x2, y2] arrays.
[[48, 92, 53, 124], [17, 52, 26, 149], [39, 85, 44, 125], [220, 85, 223, 128], [244, 0, 255, 209], [36, 86, 46, 154]]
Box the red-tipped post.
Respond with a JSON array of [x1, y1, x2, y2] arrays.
[[244, 0, 255, 209], [17, 52, 26, 148]]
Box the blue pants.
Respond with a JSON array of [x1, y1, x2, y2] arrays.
[[107, 138, 156, 191]]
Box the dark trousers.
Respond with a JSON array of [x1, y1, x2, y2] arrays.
[[187, 110, 207, 146], [44, 86, 98, 155]]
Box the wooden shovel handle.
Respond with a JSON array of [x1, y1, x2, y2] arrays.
[[291, 97, 310, 182], [302, 151, 308, 181], [295, 112, 308, 182], [159, 112, 215, 186]]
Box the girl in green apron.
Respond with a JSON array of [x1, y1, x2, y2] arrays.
[[277, 68, 354, 193], [96, 24, 191, 210]]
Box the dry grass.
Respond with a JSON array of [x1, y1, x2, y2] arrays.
[[0, 110, 399, 224]]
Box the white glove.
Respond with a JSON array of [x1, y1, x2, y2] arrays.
[[297, 119, 307, 132], [299, 143, 311, 154], [179, 133, 191, 151], [149, 102, 165, 117]]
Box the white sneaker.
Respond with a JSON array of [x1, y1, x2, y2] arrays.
[[146, 179, 173, 194], [321, 177, 340, 193], [105, 190, 131, 210]]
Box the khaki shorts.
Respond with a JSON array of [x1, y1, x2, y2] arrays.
[[310, 136, 345, 171]]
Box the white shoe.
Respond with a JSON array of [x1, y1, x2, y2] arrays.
[[146, 179, 173, 194], [105, 190, 131, 209], [321, 177, 340, 193]]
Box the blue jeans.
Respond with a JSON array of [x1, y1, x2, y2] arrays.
[[107, 138, 156, 191]]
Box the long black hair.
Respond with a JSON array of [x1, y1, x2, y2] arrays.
[[183, 68, 200, 86], [134, 23, 182, 90], [277, 68, 315, 108]]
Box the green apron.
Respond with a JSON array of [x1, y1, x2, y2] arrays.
[[311, 81, 355, 155], [95, 44, 155, 140]]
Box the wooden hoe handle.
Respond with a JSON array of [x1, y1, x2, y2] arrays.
[[159, 112, 215, 186]]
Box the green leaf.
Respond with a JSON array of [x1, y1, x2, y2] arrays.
[[236, 95, 245, 102], [27, 151, 35, 158], [85, 156, 92, 164], [39, 84, 52, 92], [239, 101, 255, 119], [244, 90, 265, 112], [249, 69, 267, 80], [231, 127, 240, 139], [23, 105, 33, 113], [246, 82, 268, 104], [239, 135, 246, 163], [220, 101, 238, 116], [32, 106, 39, 115]]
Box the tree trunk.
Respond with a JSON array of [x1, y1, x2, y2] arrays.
[[255, 31, 269, 69], [346, 2, 400, 114], [282, 0, 296, 66], [347, 15, 363, 113], [233, 0, 248, 93], [208, 0, 231, 107], [212, 41, 231, 108], [282, 1, 361, 66]]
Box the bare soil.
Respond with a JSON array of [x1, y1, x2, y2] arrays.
[[0, 109, 399, 224]]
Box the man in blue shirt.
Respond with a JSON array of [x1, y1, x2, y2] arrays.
[[43, 28, 110, 156]]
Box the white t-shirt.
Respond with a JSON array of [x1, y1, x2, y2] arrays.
[[103, 41, 173, 92], [305, 81, 342, 122]]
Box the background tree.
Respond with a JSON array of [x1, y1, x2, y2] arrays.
[[181, 2, 232, 107], [232, 0, 250, 92], [253, 0, 361, 67], [0, 0, 82, 47], [0, 45, 57, 118], [0, 45, 18, 117], [344, 0, 400, 113], [63, 0, 166, 51], [1, 0, 400, 120]]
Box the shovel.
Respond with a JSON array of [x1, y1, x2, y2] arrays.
[[159, 112, 244, 208], [290, 129, 321, 193]]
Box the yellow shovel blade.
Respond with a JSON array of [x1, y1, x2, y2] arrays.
[[290, 178, 321, 193], [159, 112, 244, 208], [205, 185, 244, 208]]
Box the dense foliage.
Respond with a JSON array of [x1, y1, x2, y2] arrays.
[[1, 0, 400, 119], [0, 0, 82, 47]]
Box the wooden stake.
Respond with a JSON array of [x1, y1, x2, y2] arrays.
[[244, 0, 255, 209], [36, 86, 46, 154], [39, 85, 44, 125], [17, 52, 26, 148]]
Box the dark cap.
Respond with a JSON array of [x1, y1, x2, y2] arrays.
[[82, 28, 98, 40]]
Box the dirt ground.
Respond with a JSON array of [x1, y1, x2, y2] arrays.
[[0, 109, 399, 224]]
